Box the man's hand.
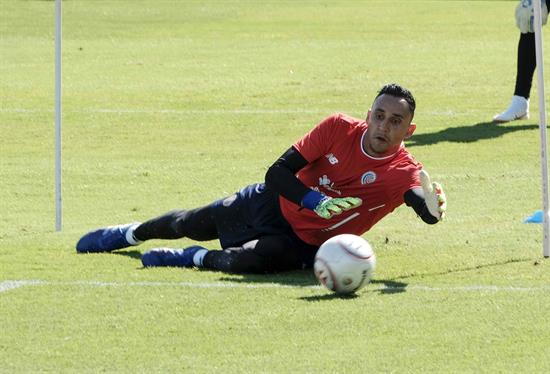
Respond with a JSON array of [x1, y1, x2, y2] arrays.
[[314, 196, 362, 219], [516, 0, 548, 34], [419, 170, 446, 221]]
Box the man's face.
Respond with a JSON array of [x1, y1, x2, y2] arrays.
[[364, 94, 416, 157]]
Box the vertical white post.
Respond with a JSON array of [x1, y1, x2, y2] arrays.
[[533, 0, 550, 257], [55, 0, 62, 231]]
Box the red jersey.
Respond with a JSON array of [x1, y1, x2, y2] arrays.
[[279, 113, 423, 246]]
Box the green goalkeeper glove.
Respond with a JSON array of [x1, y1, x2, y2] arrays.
[[314, 196, 363, 219], [419, 169, 447, 221]]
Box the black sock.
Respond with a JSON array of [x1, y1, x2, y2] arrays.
[[514, 32, 536, 99]]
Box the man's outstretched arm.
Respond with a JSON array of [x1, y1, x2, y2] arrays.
[[265, 146, 362, 219], [404, 170, 447, 224]]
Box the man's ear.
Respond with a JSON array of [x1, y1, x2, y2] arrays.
[[366, 109, 372, 123], [404, 123, 416, 139]]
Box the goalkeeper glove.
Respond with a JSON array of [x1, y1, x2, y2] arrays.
[[301, 190, 362, 219], [419, 169, 447, 221], [516, 0, 548, 34], [313, 196, 362, 219]]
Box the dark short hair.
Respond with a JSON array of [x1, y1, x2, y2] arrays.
[[375, 83, 416, 118]]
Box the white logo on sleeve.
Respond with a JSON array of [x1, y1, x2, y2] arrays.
[[325, 153, 339, 165]]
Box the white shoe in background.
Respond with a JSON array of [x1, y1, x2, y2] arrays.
[[493, 95, 529, 123]]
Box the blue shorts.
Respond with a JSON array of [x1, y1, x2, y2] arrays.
[[212, 183, 294, 249]]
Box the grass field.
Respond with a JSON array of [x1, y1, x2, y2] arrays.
[[2, 0, 550, 372]]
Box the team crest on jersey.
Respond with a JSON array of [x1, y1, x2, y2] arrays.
[[325, 153, 338, 165], [361, 171, 377, 184]]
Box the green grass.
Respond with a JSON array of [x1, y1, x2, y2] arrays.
[[2, 0, 550, 372]]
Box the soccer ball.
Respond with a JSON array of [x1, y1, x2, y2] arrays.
[[314, 234, 376, 294]]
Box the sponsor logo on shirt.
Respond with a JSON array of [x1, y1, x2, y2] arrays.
[[325, 153, 338, 165], [361, 171, 377, 184], [319, 174, 342, 195]]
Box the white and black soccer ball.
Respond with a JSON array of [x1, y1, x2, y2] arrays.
[[314, 234, 376, 294]]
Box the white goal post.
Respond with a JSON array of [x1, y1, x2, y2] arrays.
[[55, 0, 62, 231], [533, 0, 550, 257]]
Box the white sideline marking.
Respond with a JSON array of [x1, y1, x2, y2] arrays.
[[2, 280, 550, 294], [0, 108, 324, 115], [0, 280, 44, 293], [0, 108, 462, 116]]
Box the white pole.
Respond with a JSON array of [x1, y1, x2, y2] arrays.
[[533, 0, 550, 257], [55, 0, 62, 231]]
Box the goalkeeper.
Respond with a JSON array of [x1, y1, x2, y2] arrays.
[[76, 83, 447, 273], [494, 0, 550, 122]]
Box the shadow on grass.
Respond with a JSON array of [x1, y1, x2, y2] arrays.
[[216, 257, 539, 300], [370, 278, 408, 294], [217, 270, 318, 288], [298, 279, 409, 301], [406, 122, 539, 147], [299, 292, 361, 301], [110, 250, 143, 260], [218, 271, 409, 301], [76, 250, 143, 260], [391, 257, 535, 281]]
